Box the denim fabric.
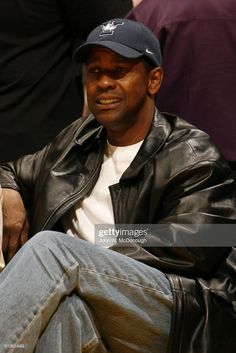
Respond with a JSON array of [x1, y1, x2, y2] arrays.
[[0, 231, 173, 353]]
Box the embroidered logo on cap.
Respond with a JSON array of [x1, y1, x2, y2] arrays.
[[100, 20, 124, 36], [146, 48, 154, 55]]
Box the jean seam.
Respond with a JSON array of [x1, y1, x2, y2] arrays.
[[82, 336, 104, 352], [80, 267, 171, 298]]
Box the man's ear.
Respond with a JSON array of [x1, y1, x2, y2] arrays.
[[148, 67, 164, 95]]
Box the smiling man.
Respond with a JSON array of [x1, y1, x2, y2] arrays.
[[0, 19, 235, 353], [85, 46, 162, 145]]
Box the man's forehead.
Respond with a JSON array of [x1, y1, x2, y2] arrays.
[[86, 46, 140, 63]]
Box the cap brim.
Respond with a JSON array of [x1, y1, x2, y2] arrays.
[[73, 41, 143, 62]]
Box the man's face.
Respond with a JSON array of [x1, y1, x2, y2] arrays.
[[85, 46, 159, 145]]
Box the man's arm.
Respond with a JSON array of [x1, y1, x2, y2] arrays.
[[2, 188, 29, 262], [0, 145, 51, 261], [0, 117, 84, 261]]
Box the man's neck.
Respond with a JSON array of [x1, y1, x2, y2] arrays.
[[106, 107, 155, 147]]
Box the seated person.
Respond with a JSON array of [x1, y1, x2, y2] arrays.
[[0, 19, 235, 353]]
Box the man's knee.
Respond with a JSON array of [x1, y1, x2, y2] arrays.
[[27, 230, 65, 252]]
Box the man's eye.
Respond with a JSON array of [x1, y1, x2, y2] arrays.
[[88, 68, 100, 74], [116, 67, 127, 73], [111, 67, 128, 78]]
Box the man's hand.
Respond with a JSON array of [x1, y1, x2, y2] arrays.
[[2, 188, 29, 262]]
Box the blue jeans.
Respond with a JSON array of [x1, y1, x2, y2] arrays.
[[0, 231, 173, 353]]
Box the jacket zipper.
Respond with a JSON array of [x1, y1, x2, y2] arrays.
[[40, 151, 103, 231]]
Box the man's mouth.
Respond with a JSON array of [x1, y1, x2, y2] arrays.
[[97, 98, 120, 105]]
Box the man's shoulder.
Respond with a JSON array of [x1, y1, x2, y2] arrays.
[[162, 111, 216, 152], [158, 111, 227, 174]]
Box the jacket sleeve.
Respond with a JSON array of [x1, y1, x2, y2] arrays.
[[113, 160, 236, 277], [0, 144, 52, 210]]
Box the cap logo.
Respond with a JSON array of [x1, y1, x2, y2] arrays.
[[146, 48, 154, 55], [100, 20, 124, 36]]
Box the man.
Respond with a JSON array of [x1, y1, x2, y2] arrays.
[[127, 0, 236, 171], [0, 19, 236, 353]]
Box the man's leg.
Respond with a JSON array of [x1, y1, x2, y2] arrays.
[[35, 294, 107, 353], [0, 231, 173, 353]]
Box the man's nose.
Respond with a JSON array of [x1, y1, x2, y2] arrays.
[[97, 73, 116, 90]]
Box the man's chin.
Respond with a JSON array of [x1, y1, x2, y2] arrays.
[[94, 112, 121, 127]]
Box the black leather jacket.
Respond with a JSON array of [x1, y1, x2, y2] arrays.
[[0, 110, 236, 353]]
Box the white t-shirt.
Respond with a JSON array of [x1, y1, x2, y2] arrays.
[[62, 140, 143, 243]]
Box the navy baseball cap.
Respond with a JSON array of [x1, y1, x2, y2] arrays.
[[73, 18, 162, 67]]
